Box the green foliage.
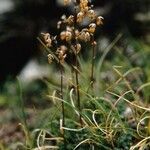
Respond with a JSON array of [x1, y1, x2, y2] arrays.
[[1, 37, 150, 150]]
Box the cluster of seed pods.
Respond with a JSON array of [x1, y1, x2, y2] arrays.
[[42, 0, 103, 64]]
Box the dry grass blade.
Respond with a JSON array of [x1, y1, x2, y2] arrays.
[[107, 90, 150, 111]]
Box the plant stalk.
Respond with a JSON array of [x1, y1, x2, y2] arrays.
[[59, 61, 65, 145], [73, 3, 82, 127], [75, 52, 82, 127], [90, 40, 96, 89]]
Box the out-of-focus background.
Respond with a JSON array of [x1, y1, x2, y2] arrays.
[[0, 0, 150, 149]]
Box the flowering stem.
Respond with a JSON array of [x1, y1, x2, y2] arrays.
[[75, 52, 82, 127], [90, 41, 96, 88], [73, 2, 82, 127], [59, 61, 65, 144]]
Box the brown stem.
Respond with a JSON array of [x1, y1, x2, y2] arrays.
[[59, 61, 65, 144], [75, 52, 82, 127], [90, 39, 96, 89], [72, 4, 82, 127]]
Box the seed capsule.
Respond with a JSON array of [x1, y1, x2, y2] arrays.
[[96, 16, 104, 25], [85, 32, 91, 41], [60, 31, 66, 40], [89, 23, 96, 33], [65, 31, 72, 41], [78, 29, 90, 42], [77, 12, 84, 23], [88, 9, 96, 20], [60, 31, 72, 41], [56, 45, 67, 64], [41, 33, 52, 47]]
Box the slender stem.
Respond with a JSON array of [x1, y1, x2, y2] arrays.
[[73, 3, 82, 127], [59, 61, 65, 145], [75, 52, 82, 127], [90, 39, 96, 89]]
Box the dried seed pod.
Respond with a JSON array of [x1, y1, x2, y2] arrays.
[[71, 43, 81, 54], [78, 31, 86, 40], [57, 45, 67, 64], [76, 43, 81, 53], [60, 45, 68, 53], [41, 33, 52, 47], [96, 16, 104, 25], [78, 29, 90, 42], [88, 9, 96, 20], [88, 23, 96, 33], [77, 11, 84, 23], [65, 31, 72, 41], [82, 28, 89, 32], [67, 15, 74, 25], [46, 39, 52, 47], [60, 31, 66, 40], [80, 0, 89, 11], [84, 32, 91, 41], [60, 31, 72, 41], [80, 0, 88, 8], [66, 26, 72, 32]]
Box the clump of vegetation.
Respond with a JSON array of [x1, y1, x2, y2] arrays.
[[1, 0, 150, 150]]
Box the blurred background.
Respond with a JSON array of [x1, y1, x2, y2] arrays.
[[0, 0, 149, 84]]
